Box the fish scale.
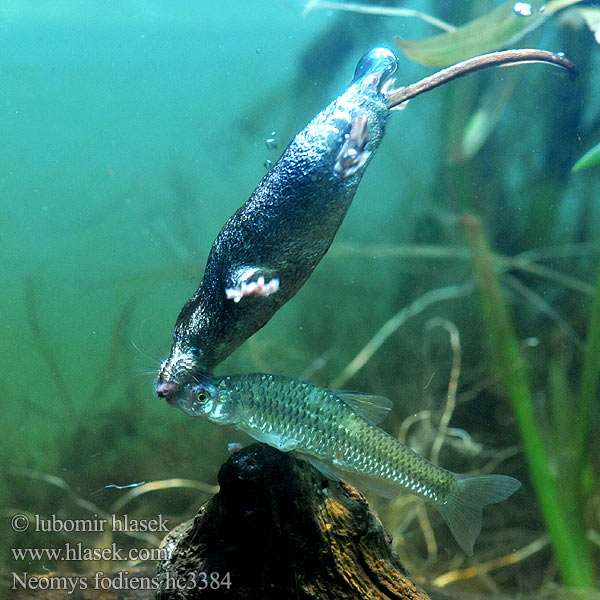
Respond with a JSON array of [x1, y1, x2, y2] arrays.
[[171, 371, 521, 555]]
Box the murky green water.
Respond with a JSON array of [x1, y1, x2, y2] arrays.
[[2, 1, 598, 596]]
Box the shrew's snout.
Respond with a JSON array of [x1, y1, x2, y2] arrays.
[[156, 348, 198, 399], [351, 47, 398, 91], [156, 380, 179, 399]]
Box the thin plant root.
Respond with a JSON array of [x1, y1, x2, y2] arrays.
[[25, 278, 73, 412], [504, 274, 583, 348], [330, 284, 471, 388], [109, 478, 219, 513], [425, 319, 462, 465], [432, 535, 550, 587], [10, 469, 217, 547], [302, 0, 456, 32], [415, 503, 438, 559]]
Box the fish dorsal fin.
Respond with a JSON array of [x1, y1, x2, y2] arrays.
[[334, 390, 393, 425]]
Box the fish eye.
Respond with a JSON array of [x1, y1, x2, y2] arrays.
[[197, 390, 210, 403]]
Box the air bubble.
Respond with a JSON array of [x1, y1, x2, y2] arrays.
[[513, 2, 532, 16], [265, 132, 278, 150], [263, 159, 273, 171]]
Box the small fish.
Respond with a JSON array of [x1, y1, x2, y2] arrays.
[[166, 372, 521, 555]]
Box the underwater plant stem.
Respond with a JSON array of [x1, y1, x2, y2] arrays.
[[330, 284, 471, 388], [575, 262, 600, 481], [385, 49, 578, 109], [433, 535, 550, 587], [109, 478, 219, 514], [462, 215, 595, 588], [426, 319, 461, 466], [25, 278, 73, 412], [504, 274, 582, 348], [303, 0, 456, 32], [549, 360, 582, 531]]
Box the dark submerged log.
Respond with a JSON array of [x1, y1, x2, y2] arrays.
[[156, 443, 430, 600], [8, 445, 490, 600]]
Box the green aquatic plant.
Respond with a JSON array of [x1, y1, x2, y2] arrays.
[[310, 0, 595, 70], [574, 264, 600, 491], [394, 0, 585, 67], [573, 141, 600, 171], [463, 214, 596, 589]]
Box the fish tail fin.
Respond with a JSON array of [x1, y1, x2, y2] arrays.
[[437, 474, 521, 555]]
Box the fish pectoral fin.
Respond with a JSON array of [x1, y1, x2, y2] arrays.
[[298, 454, 399, 499], [245, 430, 299, 452], [275, 439, 299, 452], [333, 391, 393, 425], [339, 470, 399, 499], [298, 454, 346, 482], [225, 266, 280, 303]]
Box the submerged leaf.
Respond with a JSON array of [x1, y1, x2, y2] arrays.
[[395, 0, 584, 67], [572, 140, 600, 171], [576, 7, 600, 44], [460, 72, 519, 160]]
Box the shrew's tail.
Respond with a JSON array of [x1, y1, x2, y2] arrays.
[[437, 474, 521, 555]]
